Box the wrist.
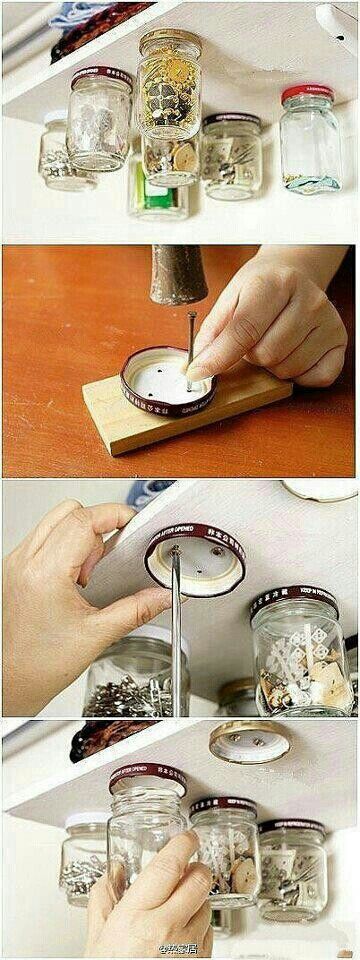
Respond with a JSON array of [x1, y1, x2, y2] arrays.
[[253, 245, 347, 290]]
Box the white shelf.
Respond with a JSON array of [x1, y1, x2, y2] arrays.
[[4, 718, 357, 833]]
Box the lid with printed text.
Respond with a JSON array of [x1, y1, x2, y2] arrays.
[[281, 83, 334, 104], [250, 585, 339, 623], [144, 522, 246, 597], [71, 66, 133, 90], [109, 762, 187, 796], [120, 346, 216, 419], [259, 818, 326, 838], [190, 796, 257, 817]]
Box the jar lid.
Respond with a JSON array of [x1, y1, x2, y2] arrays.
[[126, 622, 190, 657], [218, 678, 255, 704], [190, 796, 257, 817], [139, 29, 202, 56], [71, 66, 133, 90], [282, 479, 358, 502], [345, 634, 358, 652], [281, 83, 334, 104], [109, 762, 187, 796], [209, 720, 291, 764], [203, 112, 261, 130], [144, 523, 246, 597], [65, 811, 108, 829], [120, 347, 217, 419], [250, 585, 339, 623], [258, 818, 326, 838], [44, 109, 68, 124]]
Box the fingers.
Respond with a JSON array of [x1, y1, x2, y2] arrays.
[[193, 272, 244, 355], [201, 925, 214, 958], [89, 586, 172, 646], [269, 322, 346, 381], [21, 499, 82, 557], [86, 873, 114, 943], [166, 863, 212, 927], [125, 832, 200, 911], [36, 502, 135, 580], [295, 346, 347, 388], [246, 296, 319, 368]]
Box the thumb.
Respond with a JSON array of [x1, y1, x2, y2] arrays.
[[88, 586, 172, 648], [86, 874, 114, 947]]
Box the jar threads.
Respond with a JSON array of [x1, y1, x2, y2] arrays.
[[137, 29, 202, 141], [67, 66, 133, 172], [190, 796, 261, 908], [258, 819, 328, 922], [201, 113, 263, 200], [280, 83, 342, 194]]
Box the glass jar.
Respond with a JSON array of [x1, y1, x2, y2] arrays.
[[128, 149, 189, 219], [137, 29, 202, 140], [83, 624, 190, 717], [250, 585, 354, 717], [107, 763, 188, 899], [201, 113, 263, 200], [280, 84, 342, 194], [142, 132, 200, 186], [346, 636, 358, 716], [258, 819, 328, 922], [38, 111, 97, 191], [217, 678, 257, 717], [190, 797, 261, 909], [59, 813, 108, 906], [67, 66, 133, 172]]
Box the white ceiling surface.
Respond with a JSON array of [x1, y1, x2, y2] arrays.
[[82, 479, 358, 701], [3, 2, 358, 125], [2, 2, 52, 34], [4, 718, 357, 832]]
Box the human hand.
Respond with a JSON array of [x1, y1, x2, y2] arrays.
[[85, 831, 213, 959], [187, 248, 347, 388], [3, 500, 172, 715]]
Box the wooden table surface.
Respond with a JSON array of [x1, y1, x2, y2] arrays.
[[3, 245, 354, 478]]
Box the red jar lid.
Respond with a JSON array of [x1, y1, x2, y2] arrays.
[[71, 65, 133, 90], [250, 585, 339, 623], [109, 762, 187, 796], [190, 796, 257, 817], [281, 83, 334, 104]]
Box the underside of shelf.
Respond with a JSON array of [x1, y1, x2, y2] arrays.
[[4, 719, 357, 834]]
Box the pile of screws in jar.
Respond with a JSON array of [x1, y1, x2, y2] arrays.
[[39, 149, 74, 181], [144, 137, 199, 178], [260, 848, 321, 910], [201, 828, 258, 898], [202, 137, 256, 187], [83, 673, 174, 717], [59, 855, 106, 897], [260, 624, 352, 713], [142, 52, 198, 131]]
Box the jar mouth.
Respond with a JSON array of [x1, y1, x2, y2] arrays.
[[139, 28, 202, 57], [250, 586, 339, 624], [203, 112, 261, 131], [71, 66, 133, 90], [259, 818, 326, 840]]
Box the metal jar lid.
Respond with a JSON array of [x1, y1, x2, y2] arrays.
[[209, 720, 291, 764], [144, 522, 246, 597], [71, 66, 133, 90], [139, 29, 202, 56], [258, 818, 326, 838], [281, 83, 334, 104], [203, 112, 261, 130], [190, 796, 257, 818], [109, 762, 187, 796], [218, 678, 255, 705], [250, 585, 339, 624], [120, 346, 217, 419]]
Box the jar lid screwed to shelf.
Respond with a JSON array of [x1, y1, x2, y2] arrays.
[[281, 83, 335, 104], [190, 796, 257, 817], [71, 66, 133, 90], [209, 720, 291, 764], [144, 522, 246, 597], [139, 28, 202, 56], [109, 762, 188, 796], [120, 346, 217, 419], [258, 818, 326, 838], [249, 585, 339, 623], [218, 678, 255, 704], [203, 112, 261, 130]]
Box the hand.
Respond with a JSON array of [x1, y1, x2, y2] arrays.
[[3, 500, 172, 715], [85, 832, 213, 959], [187, 249, 347, 388]]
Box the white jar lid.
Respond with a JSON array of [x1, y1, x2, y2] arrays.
[[126, 622, 190, 658], [120, 346, 216, 419], [283, 479, 358, 502], [65, 811, 108, 830], [145, 523, 246, 597], [44, 109, 68, 125]]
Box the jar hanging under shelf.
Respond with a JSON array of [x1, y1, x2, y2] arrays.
[[142, 132, 200, 186], [258, 818, 328, 922], [137, 29, 202, 141], [59, 813, 108, 906], [83, 624, 190, 717], [345, 635, 358, 716], [107, 763, 188, 899], [201, 113, 263, 200], [128, 148, 189, 219], [250, 585, 354, 717], [280, 84, 342, 194], [67, 66, 133, 172], [217, 678, 258, 717], [190, 797, 261, 909], [38, 110, 97, 191]]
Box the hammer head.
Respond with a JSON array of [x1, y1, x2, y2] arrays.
[[150, 245, 209, 306]]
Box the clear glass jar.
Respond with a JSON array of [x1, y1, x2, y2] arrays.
[[217, 678, 257, 717], [258, 819, 328, 922], [142, 132, 200, 186], [38, 111, 97, 191], [280, 84, 342, 194], [67, 66, 133, 172], [346, 636, 358, 716], [107, 763, 188, 899], [128, 149, 189, 219], [59, 813, 108, 906], [250, 586, 354, 717], [137, 29, 202, 140], [83, 624, 190, 717], [190, 797, 261, 909], [201, 113, 263, 200]]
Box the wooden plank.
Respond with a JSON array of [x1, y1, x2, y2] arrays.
[[82, 363, 293, 456]]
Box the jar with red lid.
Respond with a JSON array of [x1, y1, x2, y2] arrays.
[[107, 763, 188, 899], [280, 83, 342, 194], [189, 797, 261, 909], [66, 66, 133, 172], [250, 585, 354, 717]]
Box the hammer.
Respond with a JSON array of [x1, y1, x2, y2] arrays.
[[150, 245, 208, 391]]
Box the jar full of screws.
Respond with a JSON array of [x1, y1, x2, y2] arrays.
[[83, 624, 190, 717], [107, 763, 188, 899], [250, 586, 354, 717], [190, 797, 261, 909], [67, 66, 133, 172], [280, 84, 342, 194], [59, 813, 108, 906], [38, 111, 97, 191], [258, 819, 328, 922], [201, 114, 263, 200], [137, 29, 202, 141]]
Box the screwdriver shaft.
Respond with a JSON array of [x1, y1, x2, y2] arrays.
[[186, 311, 197, 392], [171, 546, 182, 717]]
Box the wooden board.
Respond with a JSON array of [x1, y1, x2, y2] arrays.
[[82, 363, 293, 456]]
